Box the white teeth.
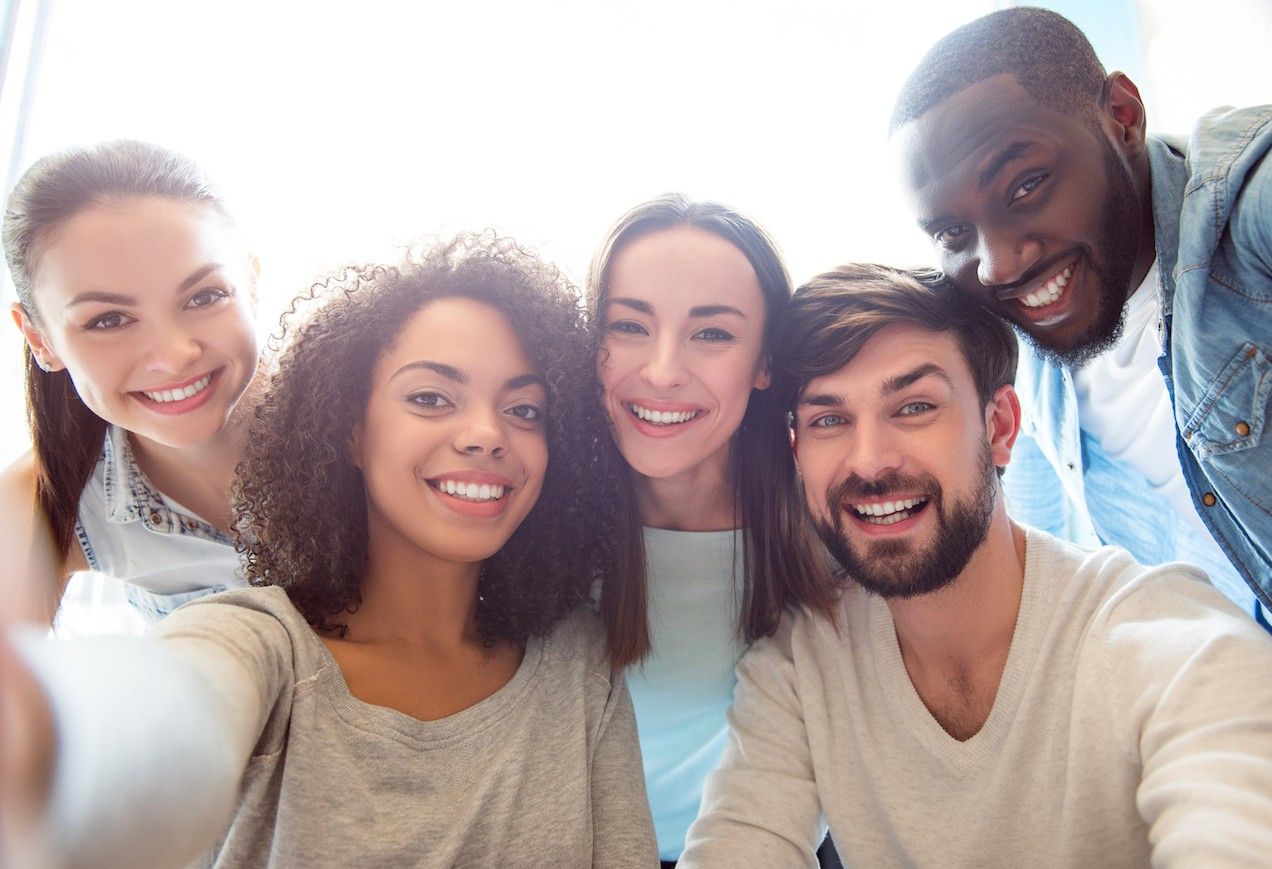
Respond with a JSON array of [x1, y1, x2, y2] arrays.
[[630, 403, 699, 425], [434, 480, 506, 502], [851, 497, 928, 524], [143, 373, 212, 403], [1019, 265, 1073, 309]]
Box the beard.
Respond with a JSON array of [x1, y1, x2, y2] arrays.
[[1018, 133, 1142, 369], [812, 443, 998, 599]]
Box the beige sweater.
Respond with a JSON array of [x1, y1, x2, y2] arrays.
[[682, 529, 1272, 868]]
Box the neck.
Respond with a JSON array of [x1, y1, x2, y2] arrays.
[[886, 510, 1027, 686], [633, 449, 737, 531], [341, 527, 483, 649], [1128, 149, 1157, 295]]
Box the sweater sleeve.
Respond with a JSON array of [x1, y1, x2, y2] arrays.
[[13, 600, 295, 869], [680, 621, 823, 868], [1097, 567, 1272, 867], [589, 671, 659, 867]]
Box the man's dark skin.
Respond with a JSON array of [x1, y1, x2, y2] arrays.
[[894, 72, 1157, 365]]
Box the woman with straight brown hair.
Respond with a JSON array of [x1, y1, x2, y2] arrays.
[[588, 194, 834, 863], [1, 140, 261, 624]]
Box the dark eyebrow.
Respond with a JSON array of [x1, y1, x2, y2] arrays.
[[798, 392, 841, 408], [606, 297, 653, 315], [390, 361, 466, 383], [65, 263, 226, 309], [978, 141, 1033, 190], [689, 304, 745, 319], [505, 373, 546, 391], [881, 363, 953, 396]]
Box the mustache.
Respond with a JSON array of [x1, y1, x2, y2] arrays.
[[826, 472, 940, 509], [988, 247, 1083, 297]]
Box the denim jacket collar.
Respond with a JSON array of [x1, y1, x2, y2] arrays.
[[1146, 135, 1188, 320]]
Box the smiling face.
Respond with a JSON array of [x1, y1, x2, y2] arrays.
[[793, 323, 1014, 598], [598, 225, 770, 483], [17, 196, 259, 450], [895, 73, 1144, 366], [351, 297, 548, 568]]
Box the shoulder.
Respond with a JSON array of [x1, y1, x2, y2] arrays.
[[155, 586, 311, 670], [541, 605, 615, 685]]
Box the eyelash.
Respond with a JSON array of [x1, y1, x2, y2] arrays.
[[186, 287, 230, 309], [81, 287, 231, 332], [407, 392, 543, 424], [1011, 173, 1048, 202], [604, 321, 736, 342], [899, 401, 935, 417], [605, 320, 647, 336]]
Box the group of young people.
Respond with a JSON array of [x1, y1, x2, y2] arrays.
[[2, 7, 1271, 867]]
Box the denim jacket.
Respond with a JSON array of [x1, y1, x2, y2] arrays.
[[75, 425, 243, 621], [1005, 106, 1272, 618]]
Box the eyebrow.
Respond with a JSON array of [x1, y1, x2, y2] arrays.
[[390, 361, 546, 392], [798, 363, 954, 408], [978, 141, 1033, 190], [65, 263, 226, 309], [607, 297, 746, 319]]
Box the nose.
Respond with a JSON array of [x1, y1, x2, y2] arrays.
[[142, 324, 201, 375], [639, 334, 687, 391], [452, 404, 507, 458], [975, 228, 1043, 289], [842, 418, 902, 483]]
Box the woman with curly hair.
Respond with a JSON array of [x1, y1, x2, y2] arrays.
[[1, 234, 657, 866], [588, 195, 835, 864]]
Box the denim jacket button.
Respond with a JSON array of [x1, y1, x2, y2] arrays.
[[1236, 420, 1251, 437], [148, 510, 163, 525], [1202, 492, 1218, 507]]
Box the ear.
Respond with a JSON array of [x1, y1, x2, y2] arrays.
[[1100, 72, 1148, 159], [246, 253, 261, 308], [348, 421, 365, 471], [984, 383, 1021, 471], [11, 303, 64, 372], [753, 354, 771, 391]]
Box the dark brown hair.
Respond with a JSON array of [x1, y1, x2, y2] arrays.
[[2, 140, 231, 555], [587, 194, 835, 667], [235, 233, 623, 643], [890, 7, 1108, 133], [778, 262, 1019, 414]]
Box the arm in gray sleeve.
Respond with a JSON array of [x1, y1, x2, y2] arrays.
[[680, 629, 823, 869], [12, 603, 292, 869], [589, 671, 659, 867]]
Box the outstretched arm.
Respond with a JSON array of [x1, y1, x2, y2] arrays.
[[589, 672, 658, 867], [0, 453, 84, 627]]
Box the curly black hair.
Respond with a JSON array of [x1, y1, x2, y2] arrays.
[[233, 232, 623, 643]]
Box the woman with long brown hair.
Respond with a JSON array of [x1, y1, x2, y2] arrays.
[[589, 194, 834, 863], [1, 140, 261, 624]]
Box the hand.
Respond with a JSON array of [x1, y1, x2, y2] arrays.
[[0, 628, 57, 867]]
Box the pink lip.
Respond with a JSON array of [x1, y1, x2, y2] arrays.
[[1005, 258, 1081, 328], [426, 470, 517, 519], [130, 369, 221, 416]]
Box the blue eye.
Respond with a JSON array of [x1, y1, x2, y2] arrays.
[[186, 288, 230, 309], [811, 414, 846, 428], [898, 401, 934, 417], [85, 311, 135, 331]]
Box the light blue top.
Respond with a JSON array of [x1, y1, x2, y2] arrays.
[[626, 527, 746, 860], [75, 425, 244, 621], [1005, 106, 1272, 627]]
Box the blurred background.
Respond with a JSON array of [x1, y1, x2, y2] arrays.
[[2, 0, 1270, 631]]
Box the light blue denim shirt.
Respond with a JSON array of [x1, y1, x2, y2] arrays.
[[75, 425, 243, 621], [1005, 106, 1272, 626]]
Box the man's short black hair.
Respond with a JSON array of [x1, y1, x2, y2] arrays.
[[889, 7, 1108, 133]]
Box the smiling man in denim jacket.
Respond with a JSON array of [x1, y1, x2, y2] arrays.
[[890, 7, 1272, 627]]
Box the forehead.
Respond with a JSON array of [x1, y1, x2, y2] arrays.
[[893, 74, 1091, 207], [35, 197, 239, 293], [802, 323, 973, 401], [607, 225, 764, 313], [379, 296, 538, 381]]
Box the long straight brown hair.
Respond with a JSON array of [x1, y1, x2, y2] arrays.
[[587, 194, 836, 669], [2, 140, 231, 556]]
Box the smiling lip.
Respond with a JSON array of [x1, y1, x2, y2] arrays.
[[995, 256, 1081, 327], [426, 469, 516, 519], [623, 400, 708, 438], [842, 494, 931, 537], [130, 369, 221, 416]]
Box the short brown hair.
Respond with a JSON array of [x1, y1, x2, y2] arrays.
[[777, 264, 1018, 409]]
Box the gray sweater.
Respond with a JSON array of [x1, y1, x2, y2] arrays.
[[23, 586, 657, 868]]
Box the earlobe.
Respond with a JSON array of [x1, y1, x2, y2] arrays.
[[1101, 72, 1148, 158], [753, 356, 771, 391], [11, 303, 64, 372], [348, 423, 364, 471], [985, 384, 1022, 470]]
